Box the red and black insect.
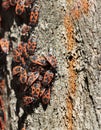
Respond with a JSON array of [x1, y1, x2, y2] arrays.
[[44, 54, 57, 68], [27, 71, 39, 86], [15, 0, 25, 15], [13, 49, 22, 63], [29, 5, 40, 26], [42, 70, 54, 86], [0, 38, 9, 54], [30, 81, 41, 99], [12, 65, 24, 76], [30, 55, 47, 66], [42, 88, 50, 105], [27, 36, 37, 55], [0, 80, 5, 94], [23, 96, 34, 105], [19, 69, 27, 84]]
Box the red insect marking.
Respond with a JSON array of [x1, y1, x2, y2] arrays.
[[29, 5, 39, 26], [42, 88, 50, 105], [23, 96, 33, 105], [15, 0, 25, 15], [44, 54, 57, 68], [0, 80, 5, 94], [0, 38, 9, 54], [12, 66, 24, 76], [27, 37, 37, 55], [27, 71, 39, 86], [19, 70, 27, 84], [31, 81, 41, 98], [43, 70, 54, 86], [30, 55, 47, 66]]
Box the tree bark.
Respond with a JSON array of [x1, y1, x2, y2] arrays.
[[2, 0, 101, 130]]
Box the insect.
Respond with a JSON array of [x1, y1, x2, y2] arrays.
[[43, 70, 54, 86], [12, 65, 24, 76], [30, 81, 41, 99], [30, 55, 47, 66], [13, 49, 22, 63], [27, 71, 39, 86], [0, 38, 9, 54], [42, 88, 50, 105], [27, 36, 37, 55], [39, 87, 45, 97], [19, 69, 27, 84], [23, 96, 34, 105], [0, 80, 5, 94], [10, 0, 17, 6], [2, 0, 10, 10], [29, 5, 40, 26], [44, 54, 57, 68], [15, 0, 25, 15]]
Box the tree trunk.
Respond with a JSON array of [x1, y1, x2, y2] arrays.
[[1, 0, 101, 130]]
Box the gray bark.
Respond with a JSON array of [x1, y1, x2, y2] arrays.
[[2, 0, 101, 130]]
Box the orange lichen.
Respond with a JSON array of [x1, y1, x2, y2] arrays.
[[81, 0, 89, 14], [67, 97, 73, 130], [65, 1, 90, 129], [71, 7, 81, 20], [68, 59, 77, 94], [64, 16, 75, 51], [64, 13, 77, 130]]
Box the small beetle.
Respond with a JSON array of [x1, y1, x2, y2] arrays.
[[13, 49, 22, 63], [12, 65, 24, 76], [15, 0, 25, 15], [29, 5, 40, 26], [27, 36, 37, 55], [43, 70, 54, 86], [0, 38, 9, 54], [42, 88, 50, 105], [27, 71, 39, 86], [44, 54, 57, 68], [23, 96, 33, 105], [30, 55, 47, 66], [30, 81, 41, 99], [39, 87, 45, 97], [19, 69, 27, 84], [0, 80, 5, 94]]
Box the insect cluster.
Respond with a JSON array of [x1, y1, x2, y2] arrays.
[[0, 0, 57, 129], [0, 39, 8, 129], [0, 0, 57, 107], [0, 27, 9, 129]]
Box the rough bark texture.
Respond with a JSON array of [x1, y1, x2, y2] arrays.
[[2, 0, 101, 130]]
